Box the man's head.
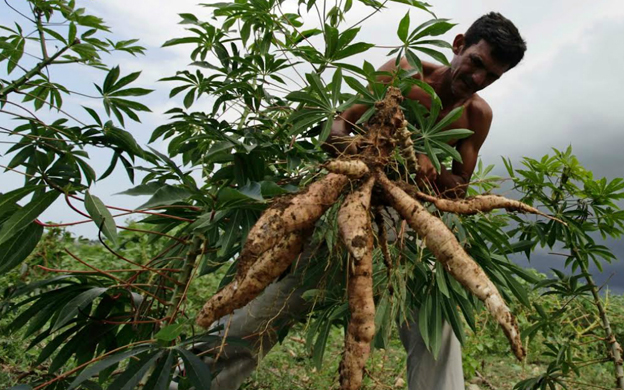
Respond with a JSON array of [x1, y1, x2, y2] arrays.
[[449, 12, 526, 97]]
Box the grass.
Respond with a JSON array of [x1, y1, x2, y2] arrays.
[[1, 227, 623, 389], [1, 293, 622, 389]]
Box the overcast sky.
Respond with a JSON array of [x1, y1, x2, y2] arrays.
[[1, 0, 623, 289]]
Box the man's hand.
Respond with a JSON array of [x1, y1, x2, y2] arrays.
[[417, 153, 438, 183], [323, 117, 359, 156]]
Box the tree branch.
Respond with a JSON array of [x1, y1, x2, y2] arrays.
[[0, 38, 79, 100]]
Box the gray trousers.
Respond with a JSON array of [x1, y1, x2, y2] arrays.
[[187, 241, 465, 390]]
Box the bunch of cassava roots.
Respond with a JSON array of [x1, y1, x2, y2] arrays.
[[197, 87, 555, 390]]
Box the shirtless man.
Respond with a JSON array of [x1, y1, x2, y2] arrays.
[[328, 11, 526, 199], [188, 12, 526, 390], [326, 12, 527, 390]]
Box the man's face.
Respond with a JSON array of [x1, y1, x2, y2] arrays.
[[449, 36, 511, 98]]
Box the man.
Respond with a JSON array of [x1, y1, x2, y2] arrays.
[[189, 12, 526, 390], [329, 12, 525, 199], [325, 13, 526, 389]]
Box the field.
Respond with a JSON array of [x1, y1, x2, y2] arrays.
[[1, 227, 623, 389]]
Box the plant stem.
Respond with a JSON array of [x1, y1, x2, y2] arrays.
[[0, 39, 78, 100], [166, 235, 203, 321], [579, 260, 624, 389], [34, 8, 49, 60]]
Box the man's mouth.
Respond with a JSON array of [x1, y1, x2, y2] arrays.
[[460, 77, 476, 92]]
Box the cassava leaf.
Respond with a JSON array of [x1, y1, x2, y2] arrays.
[[0, 222, 43, 274], [85, 191, 118, 246], [68, 346, 153, 389], [52, 287, 108, 331], [175, 347, 212, 389], [0, 190, 59, 246]]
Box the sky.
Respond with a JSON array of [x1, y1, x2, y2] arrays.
[[1, 0, 623, 289]]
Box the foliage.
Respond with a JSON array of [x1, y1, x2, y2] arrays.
[[0, 1, 623, 390]]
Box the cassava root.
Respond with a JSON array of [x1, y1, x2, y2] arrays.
[[196, 232, 304, 327], [338, 176, 376, 390], [196, 173, 348, 328], [406, 185, 564, 224], [377, 171, 526, 360], [394, 120, 420, 174], [324, 159, 370, 178]]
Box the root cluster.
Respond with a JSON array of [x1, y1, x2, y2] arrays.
[[198, 87, 557, 388]]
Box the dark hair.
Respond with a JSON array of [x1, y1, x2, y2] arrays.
[[464, 12, 526, 69]]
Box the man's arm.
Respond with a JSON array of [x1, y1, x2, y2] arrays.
[[435, 99, 492, 198]]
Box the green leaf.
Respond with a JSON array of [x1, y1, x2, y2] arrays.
[[286, 91, 327, 108], [319, 117, 334, 142], [239, 182, 263, 201], [103, 66, 121, 93], [0, 185, 42, 218], [110, 71, 142, 93], [162, 37, 202, 47], [398, 12, 410, 42], [411, 20, 455, 41], [0, 190, 59, 246], [49, 326, 87, 373], [116, 182, 163, 196], [333, 42, 374, 60], [405, 49, 423, 75], [138, 186, 192, 209], [260, 181, 290, 197], [431, 140, 463, 163], [104, 125, 145, 157], [155, 323, 185, 342], [423, 139, 441, 172], [428, 128, 473, 142], [175, 347, 212, 389], [217, 187, 254, 208], [505, 275, 531, 307], [108, 352, 162, 390], [442, 296, 465, 344], [411, 46, 449, 65], [143, 351, 174, 390], [418, 294, 430, 347], [52, 287, 108, 331], [7, 37, 25, 74], [331, 68, 342, 105], [110, 87, 153, 97], [356, 106, 376, 125], [68, 346, 153, 389], [68, 22, 77, 44], [218, 211, 241, 256], [36, 326, 79, 365], [84, 191, 118, 246], [0, 222, 43, 275], [435, 263, 450, 298], [344, 76, 375, 101], [305, 73, 330, 105], [205, 141, 235, 160]]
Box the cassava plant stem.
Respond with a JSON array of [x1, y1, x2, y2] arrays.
[[579, 260, 624, 389], [166, 235, 203, 321], [0, 39, 79, 100]]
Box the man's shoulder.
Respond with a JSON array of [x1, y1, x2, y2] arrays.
[[467, 94, 493, 127]]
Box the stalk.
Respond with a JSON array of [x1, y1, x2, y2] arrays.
[[0, 39, 78, 100], [579, 260, 624, 389], [166, 235, 203, 321], [34, 8, 49, 60]]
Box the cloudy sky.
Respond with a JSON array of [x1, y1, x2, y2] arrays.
[[1, 0, 623, 289]]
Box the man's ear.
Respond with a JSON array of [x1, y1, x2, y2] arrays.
[[452, 34, 465, 54]]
